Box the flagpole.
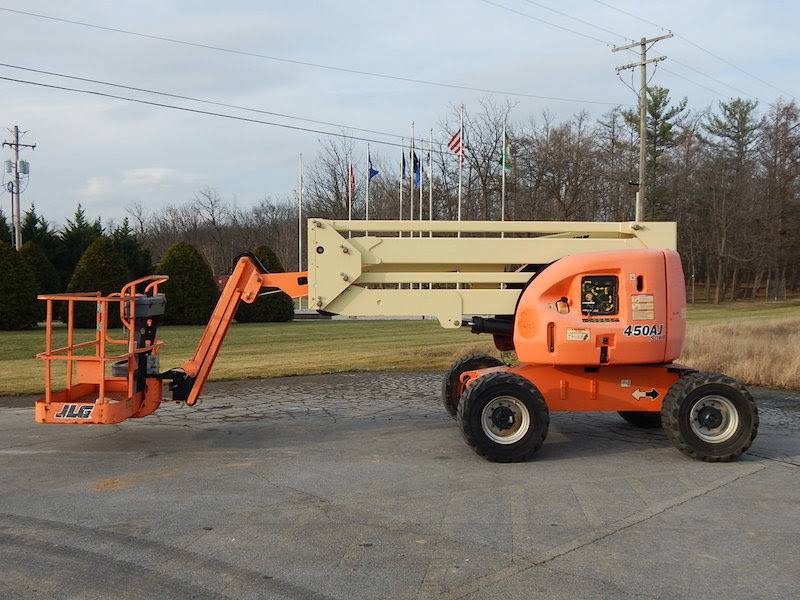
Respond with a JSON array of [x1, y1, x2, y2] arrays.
[[366, 143, 370, 236], [410, 121, 416, 288], [399, 137, 404, 239], [298, 151, 303, 309], [398, 139, 403, 289], [501, 120, 506, 239], [429, 128, 434, 289], [457, 104, 463, 238], [418, 153, 423, 239], [429, 127, 433, 239], [347, 151, 352, 239], [410, 121, 415, 236]]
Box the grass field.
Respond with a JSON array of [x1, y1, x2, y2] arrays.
[[1, 301, 799, 396]]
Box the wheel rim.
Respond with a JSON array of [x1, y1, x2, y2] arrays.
[[689, 394, 739, 443], [480, 396, 530, 444]]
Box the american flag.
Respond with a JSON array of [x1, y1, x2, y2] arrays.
[[348, 163, 355, 195], [448, 128, 463, 163]]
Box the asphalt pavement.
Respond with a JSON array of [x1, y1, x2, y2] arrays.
[[0, 372, 798, 599]]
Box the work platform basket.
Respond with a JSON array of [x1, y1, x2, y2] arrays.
[[35, 276, 169, 424]]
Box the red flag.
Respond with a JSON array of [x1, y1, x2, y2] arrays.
[[348, 163, 355, 195], [448, 128, 463, 164]]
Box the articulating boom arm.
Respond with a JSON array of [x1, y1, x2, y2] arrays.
[[169, 254, 307, 405]]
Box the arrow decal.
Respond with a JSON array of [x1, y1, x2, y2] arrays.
[[631, 388, 660, 401]]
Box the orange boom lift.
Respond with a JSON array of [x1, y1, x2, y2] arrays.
[[34, 220, 758, 462]]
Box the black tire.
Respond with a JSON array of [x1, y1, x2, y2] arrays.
[[457, 371, 549, 462], [441, 353, 504, 418], [661, 372, 758, 462], [618, 411, 662, 429]]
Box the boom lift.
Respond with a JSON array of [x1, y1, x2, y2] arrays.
[[34, 219, 758, 462]]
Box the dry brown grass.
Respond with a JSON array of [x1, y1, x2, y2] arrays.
[[681, 317, 800, 390]]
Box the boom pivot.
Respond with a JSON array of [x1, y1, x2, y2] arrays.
[[169, 253, 307, 405]]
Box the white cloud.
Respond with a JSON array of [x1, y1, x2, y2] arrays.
[[3, 0, 798, 224], [80, 176, 113, 198], [121, 167, 199, 187]]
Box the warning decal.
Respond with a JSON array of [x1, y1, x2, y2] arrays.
[[566, 328, 590, 342], [631, 294, 655, 321]]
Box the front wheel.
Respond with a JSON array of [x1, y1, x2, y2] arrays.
[[661, 372, 758, 462], [441, 353, 504, 417], [457, 372, 549, 462]]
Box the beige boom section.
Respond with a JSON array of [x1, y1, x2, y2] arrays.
[[307, 219, 677, 328]]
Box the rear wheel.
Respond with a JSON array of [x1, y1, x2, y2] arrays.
[[661, 372, 758, 462], [617, 411, 662, 429], [441, 353, 504, 417], [457, 371, 549, 462]]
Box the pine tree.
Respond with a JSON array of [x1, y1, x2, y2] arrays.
[[155, 242, 218, 325], [703, 98, 762, 165], [0, 241, 38, 330], [55, 204, 103, 286], [0, 210, 11, 245], [110, 217, 151, 278], [235, 245, 295, 323], [66, 236, 130, 328], [624, 85, 688, 219], [21, 205, 60, 273], [19, 241, 61, 321]]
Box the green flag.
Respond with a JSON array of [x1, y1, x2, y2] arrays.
[[501, 137, 512, 172]]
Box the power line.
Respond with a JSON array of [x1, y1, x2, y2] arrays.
[[0, 62, 409, 141], [0, 74, 453, 154], [660, 66, 726, 98], [674, 34, 796, 99], [667, 59, 754, 99], [477, 0, 611, 46], [518, 0, 632, 42], [0, 5, 626, 106], [589, 0, 667, 32], [485, 0, 760, 101], [590, 0, 796, 99]]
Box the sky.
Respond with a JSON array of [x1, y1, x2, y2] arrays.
[[1, 0, 798, 226]]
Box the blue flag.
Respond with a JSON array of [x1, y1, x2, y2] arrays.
[[368, 152, 379, 181], [413, 152, 421, 187], [401, 152, 406, 179]]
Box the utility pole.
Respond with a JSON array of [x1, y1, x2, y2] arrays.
[[612, 33, 672, 222], [3, 126, 36, 250], [298, 152, 303, 310]]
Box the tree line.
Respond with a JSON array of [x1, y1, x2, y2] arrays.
[[1, 87, 797, 328], [0, 204, 292, 330], [129, 89, 799, 303]]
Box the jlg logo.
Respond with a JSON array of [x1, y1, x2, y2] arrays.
[[54, 404, 94, 419]]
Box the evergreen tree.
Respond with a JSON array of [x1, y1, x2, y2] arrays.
[[110, 217, 151, 278], [0, 241, 38, 330], [625, 85, 688, 219], [19, 241, 61, 321], [703, 98, 762, 166], [55, 204, 103, 286], [21, 205, 60, 270], [0, 210, 11, 245], [66, 236, 130, 328], [155, 241, 218, 325], [235, 245, 295, 323]]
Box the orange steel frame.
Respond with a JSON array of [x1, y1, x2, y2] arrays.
[[36, 276, 169, 424], [178, 256, 308, 406], [36, 253, 680, 424], [462, 364, 682, 413]]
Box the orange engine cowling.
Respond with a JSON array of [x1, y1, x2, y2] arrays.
[[513, 249, 686, 366]]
